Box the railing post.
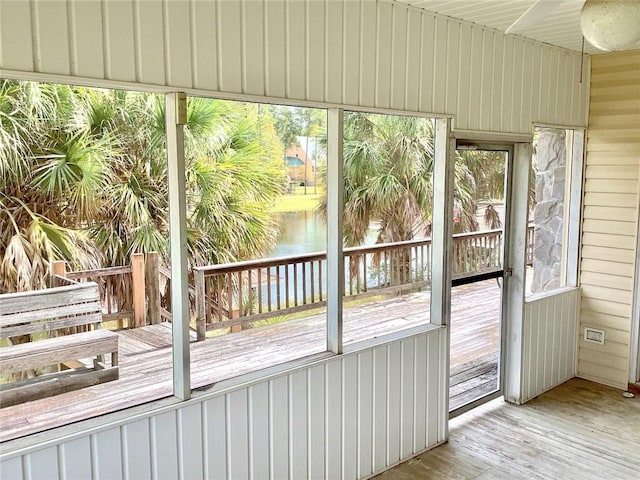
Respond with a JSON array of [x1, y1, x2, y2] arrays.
[[131, 253, 146, 328], [195, 269, 206, 341], [146, 252, 161, 325], [50, 260, 66, 287]]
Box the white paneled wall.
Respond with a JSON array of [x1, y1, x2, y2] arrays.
[[0, 0, 588, 133], [0, 329, 447, 480], [522, 288, 579, 402]]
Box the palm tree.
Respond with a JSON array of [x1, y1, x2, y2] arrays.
[[0, 81, 286, 293]]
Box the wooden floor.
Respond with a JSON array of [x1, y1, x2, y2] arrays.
[[375, 378, 640, 480], [0, 280, 500, 442]]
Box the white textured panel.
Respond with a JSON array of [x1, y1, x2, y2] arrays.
[[325, 0, 343, 105], [134, 0, 165, 85], [151, 411, 178, 479], [372, 345, 388, 473], [510, 38, 525, 133], [102, 0, 136, 82], [69, 0, 104, 78], [444, 20, 460, 116], [92, 428, 123, 479], [357, 349, 374, 479], [269, 376, 289, 479], [468, 25, 483, 130], [1, 329, 449, 479], [191, 0, 217, 90], [456, 21, 471, 130], [431, 15, 447, 113], [419, 12, 435, 113], [289, 370, 308, 479], [23, 446, 57, 480], [264, 0, 286, 99], [122, 419, 152, 479], [59, 437, 92, 480], [390, 5, 408, 111], [342, 355, 358, 480], [306, 0, 325, 103], [0, 0, 33, 71], [242, 0, 265, 96], [308, 363, 326, 479], [286, 0, 305, 101], [203, 396, 227, 479], [375, 1, 392, 109], [359, 0, 377, 107], [343, 0, 360, 106], [218, 0, 242, 94], [33, 0, 69, 75], [227, 390, 249, 479], [178, 404, 203, 480], [404, 8, 422, 110], [479, 29, 494, 132], [0, 455, 22, 479], [523, 288, 579, 402]]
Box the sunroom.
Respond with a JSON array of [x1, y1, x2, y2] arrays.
[[0, 0, 639, 478]]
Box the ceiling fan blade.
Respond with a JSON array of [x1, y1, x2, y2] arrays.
[[505, 0, 570, 34]]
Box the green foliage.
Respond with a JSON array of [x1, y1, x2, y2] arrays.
[[0, 80, 286, 292]]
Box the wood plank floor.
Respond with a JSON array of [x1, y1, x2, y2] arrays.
[[375, 378, 640, 480], [0, 280, 500, 442]]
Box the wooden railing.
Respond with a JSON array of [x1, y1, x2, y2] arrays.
[[193, 227, 532, 339]]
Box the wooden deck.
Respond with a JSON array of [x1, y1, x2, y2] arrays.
[[0, 280, 500, 442], [375, 378, 640, 479]]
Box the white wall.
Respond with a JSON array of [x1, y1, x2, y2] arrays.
[[0, 328, 447, 480], [0, 0, 588, 134], [522, 288, 579, 403]]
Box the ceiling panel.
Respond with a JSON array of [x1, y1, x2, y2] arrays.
[[395, 0, 601, 54]]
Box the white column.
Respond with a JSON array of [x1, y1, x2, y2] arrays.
[[326, 108, 344, 353], [166, 92, 190, 400]]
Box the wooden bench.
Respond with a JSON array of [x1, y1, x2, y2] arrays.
[[0, 282, 119, 407]]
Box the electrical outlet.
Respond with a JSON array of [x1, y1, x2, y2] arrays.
[[584, 327, 605, 345]]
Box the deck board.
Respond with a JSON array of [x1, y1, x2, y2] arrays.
[[0, 280, 500, 442]]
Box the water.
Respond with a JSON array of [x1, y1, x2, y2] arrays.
[[269, 211, 327, 258]]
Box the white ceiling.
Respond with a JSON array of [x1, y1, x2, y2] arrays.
[[394, 0, 602, 54]]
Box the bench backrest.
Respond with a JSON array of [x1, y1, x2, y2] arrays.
[[0, 282, 102, 339]]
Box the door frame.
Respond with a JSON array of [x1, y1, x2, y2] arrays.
[[448, 139, 527, 418]]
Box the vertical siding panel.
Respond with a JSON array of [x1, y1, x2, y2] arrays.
[[286, 0, 305, 101], [468, 26, 483, 130], [390, 5, 407, 110], [264, 0, 286, 98], [404, 9, 421, 110], [419, 13, 435, 113], [308, 364, 326, 479], [92, 428, 123, 480], [490, 33, 504, 131], [524, 41, 537, 129], [413, 334, 427, 452], [69, 0, 104, 78], [542, 46, 556, 124], [534, 43, 545, 122], [134, 0, 165, 85], [33, 0, 70, 75], [150, 411, 179, 480], [23, 447, 58, 480], [178, 404, 203, 480], [400, 338, 415, 458], [227, 390, 249, 480], [270, 376, 290, 479], [372, 345, 388, 473], [557, 51, 570, 127], [522, 303, 531, 401], [342, 355, 358, 480], [359, 0, 377, 107], [242, 0, 265, 96], [426, 332, 440, 446], [122, 419, 152, 480], [500, 36, 514, 133], [545, 297, 555, 389], [59, 437, 91, 480], [343, 0, 360, 106], [375, 1, 392, 109], [289, 370, 309, 480], [456, 22, 472, 130], [218, 0, 242, 94], [444, 20, 459, 117], [0, 0, 33, 71], [387, 343, 402, 465], [510, 39, 524, 133], [0, 456, 23, 479], [103, 0, 136, 81], [325, 361, 342, 480], [431, 15, 447, 113], [306, 0, 325, 102], [325, 0, 343, 105], [248, 383, 269, 479], [480, 30, 494, 130], [357, 349, 374, 479], [203, 396, 228, 479], [191, 0, 217, 90]]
